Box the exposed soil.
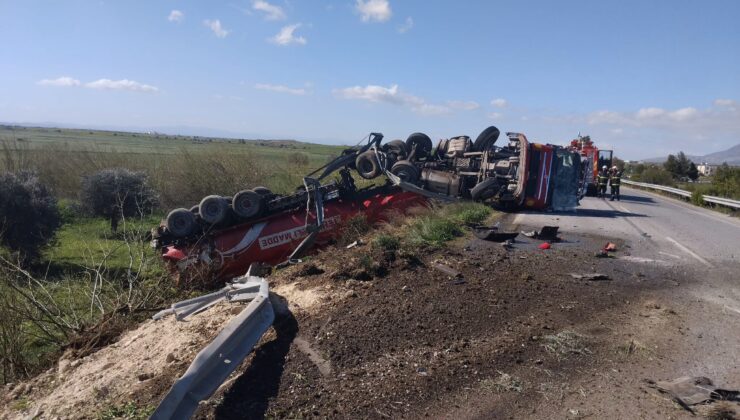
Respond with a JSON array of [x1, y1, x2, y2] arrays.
[[3, 222, 738, 419]]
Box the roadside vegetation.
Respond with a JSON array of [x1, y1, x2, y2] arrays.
[[0, 126, 497, 388], [0, 126, 345, 385]]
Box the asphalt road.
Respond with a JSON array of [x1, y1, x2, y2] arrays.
[[506, 186, 740, 418], [512, 186, 740, 268]]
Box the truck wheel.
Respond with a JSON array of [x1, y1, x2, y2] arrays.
[[252, 186, 272, 196], [199, 195, 229, 225], [232, 190, 264, 219], [382, 139, 408, 159], [406, 132, 433, 159], [390, 160, 419, 183], [473, 126, 500, 152], [586, 184, 597, 197], [189, 205, 199, 214], [355, 150, 382, 179], [470, 178, 500, 201], [166, 208, 196, 237]]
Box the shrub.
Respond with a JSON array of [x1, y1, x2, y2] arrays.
[[0, 171, 61, 259], [80, 168, 158, 232], [690, 190, 704, 207], [373, 233, 400, 251]]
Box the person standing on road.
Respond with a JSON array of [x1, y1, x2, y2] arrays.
[[598, 166, 609, 198], [609, 166, 621, 201]]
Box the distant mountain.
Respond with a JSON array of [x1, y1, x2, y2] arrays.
[[642, 143, 740, 166]]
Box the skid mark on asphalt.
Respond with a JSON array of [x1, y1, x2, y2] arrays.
[[665, 236, 712, 268], [658, 251, 682, 259], [617, 205, 631, 214]]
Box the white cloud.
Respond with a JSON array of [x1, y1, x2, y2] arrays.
[[490, 98, 507, 108], [204, 19, 229, 38], [85, 79, 159, 92], [488, 112, 503, 120], [37, 76, 80, 87], [270, 24, 307, 46], [334, 84, 475, 116], [356, 0, 392, 22], [447, 100, 479, 110], [254, 83, 307, 95], [252, 0, 286, 20], [714, 98, 736, 107], [397, 17, 413, 33], [168, 10, 183, 23]]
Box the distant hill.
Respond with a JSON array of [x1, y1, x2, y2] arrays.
[[642, 143, 740, 166]]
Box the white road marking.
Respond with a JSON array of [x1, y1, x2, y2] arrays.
[[658, 251, 682, 259], [665, 236, 712, 267], [617, 205, 631, 214]]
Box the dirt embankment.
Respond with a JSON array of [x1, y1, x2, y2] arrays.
[[3, 226, 737, 419]]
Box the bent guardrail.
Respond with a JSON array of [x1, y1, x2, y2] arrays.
[[622, 179, 740, 210], [151, 270, 275, 420]]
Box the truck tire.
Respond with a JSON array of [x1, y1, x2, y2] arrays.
[[199, 195, 229, 225], [473, 126, 500, 152], [252, 186, 272, 196], [390, 160, 419, 183], [470, 178, 500, 201], [382, 139, 408, 159], [232, 190, 264, 219], [406, 132, 433, 159], [355, 150, 382, 179], [586, 184, 597, 197], [166, 208, 196, 237]]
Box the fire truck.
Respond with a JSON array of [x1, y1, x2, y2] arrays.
[[569, 135, 613, 196]]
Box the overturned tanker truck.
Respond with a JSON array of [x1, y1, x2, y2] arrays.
[[151, 126, 582, 286]]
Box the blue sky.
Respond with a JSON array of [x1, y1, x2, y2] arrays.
[[1, 0, 739, 159]]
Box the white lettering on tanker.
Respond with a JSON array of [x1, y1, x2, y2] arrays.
[[258, 216, 341, 250]]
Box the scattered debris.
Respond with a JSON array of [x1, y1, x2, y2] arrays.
[[502, 239, 514, 249], [539, 242, 551, 250], [569, 273, 610, 281], [646, 376, 740, 414], [346, 239, 364, 249], [603, 242, 617, 252], [523, 226, 560, 241], [471, 224, 519, 242]]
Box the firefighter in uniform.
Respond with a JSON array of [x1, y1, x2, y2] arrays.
[[598, 166, 609, 198], [609, 166, 621, 201]]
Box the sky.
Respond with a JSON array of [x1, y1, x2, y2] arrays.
[[1, 0, 739, 160]]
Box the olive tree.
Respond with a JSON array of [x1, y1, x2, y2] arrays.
[[80, 168, 158, 232], [0, 171, 61, 260]]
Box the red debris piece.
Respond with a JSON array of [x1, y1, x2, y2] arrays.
[[538, 242, 551, 250]]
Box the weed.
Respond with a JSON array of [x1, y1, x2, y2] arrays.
[[98, 401, 153, 420], [444, 202, 492, 225], [408, 215, 461, 246]]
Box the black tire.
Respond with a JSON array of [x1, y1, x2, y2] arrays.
[[470, 178, 501, 201], [252, 186, 272, 196], [355, 150, 382, 179], [166, 208, 196, 237], [390, 160, 419, 183], [232, 190, 264, 219], [406, 132, 433, 159], [586, 184, 597, 197], [189, 205, 199, 214], [473, 126, 500, 152], [199, 195, 229, 224], [382, 139, 408, 159]]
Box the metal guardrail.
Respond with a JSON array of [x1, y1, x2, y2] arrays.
[[623, 179, 740, 210], [151, 272, 275, 420]]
